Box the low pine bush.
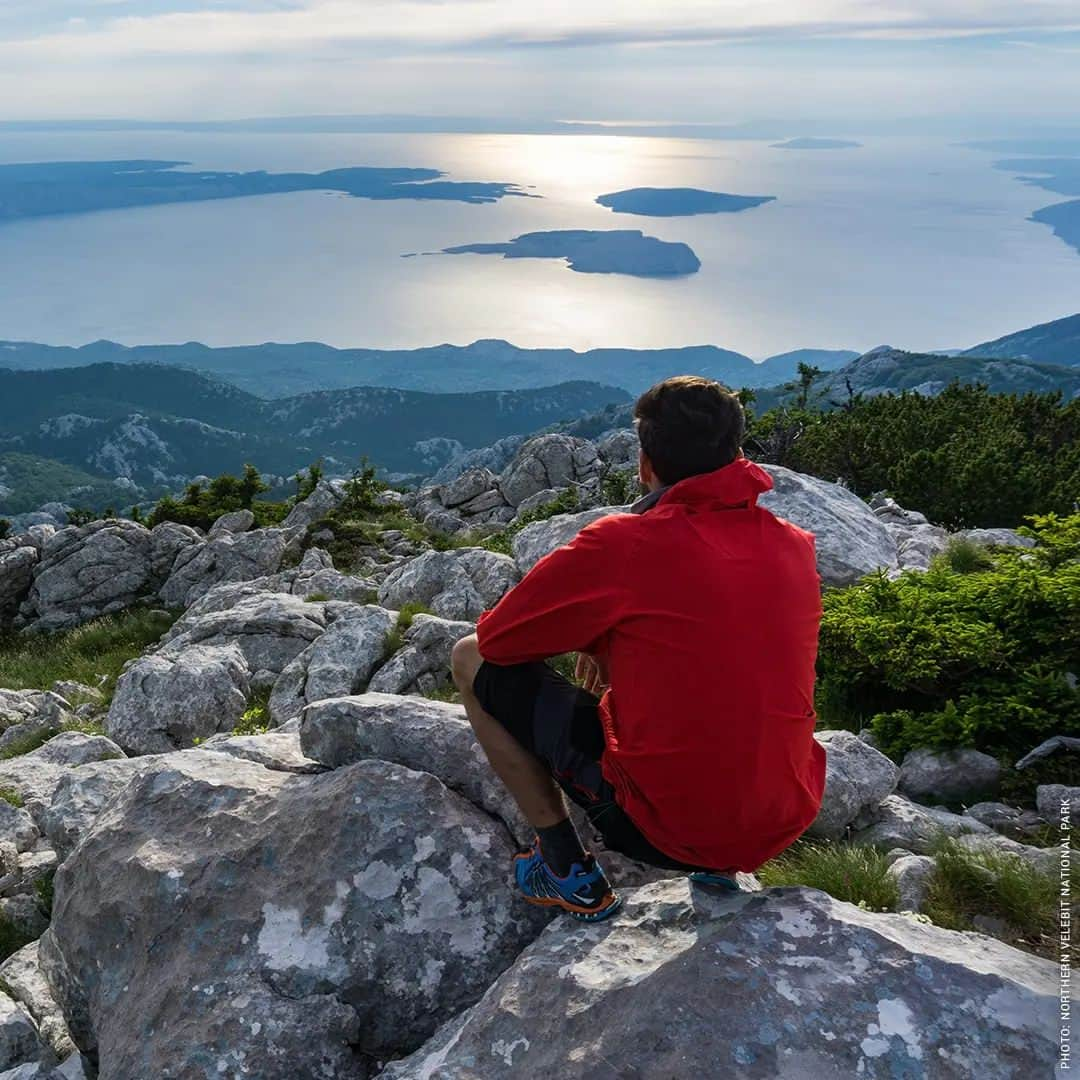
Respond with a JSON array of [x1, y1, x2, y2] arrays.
[[815, 514, 1079, 762]]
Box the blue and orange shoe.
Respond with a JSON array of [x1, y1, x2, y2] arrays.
[[513, 840, 622, 922]]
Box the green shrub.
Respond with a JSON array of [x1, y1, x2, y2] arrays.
[[232, 692, 270, 736], [0, 788, 22, 808], [757, 842, 899, 912], [747, 384, 1079, 529], [0, 609, 175, 704], [147, 464, 289, 531], [481, 488, 580, 556], [815, 515, 1080, 761], [600, 468, 640, 506]]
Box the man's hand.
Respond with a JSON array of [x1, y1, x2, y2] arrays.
[[575, 653, 610, 696]]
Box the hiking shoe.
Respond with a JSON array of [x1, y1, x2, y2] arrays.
[[689, 871, 741, 891], [513, 841, 622, 922]]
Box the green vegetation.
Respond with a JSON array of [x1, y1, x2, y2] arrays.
[[923, 839, 1062, 958], [383, 603, 434, 659], [600, 467, 640, 507], [232, 692, 271, 736], [148, 464, 289, 531], [0, 914, 33, 964], [0, 787, 23, 808], [747, 382, 1079, 529], [758, 842, 899, 911], [0, 451, 139, 517], [34, 871, 55, 920], [481, 488, 580, 556], [815, 514, 1079, 763], [0, 608, 175, 703]]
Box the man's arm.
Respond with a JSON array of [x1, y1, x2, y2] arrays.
[[476, 514, 632, 665]]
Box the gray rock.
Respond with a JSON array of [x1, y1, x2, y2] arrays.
[[147, 521, 202, 582], [891, 522, 951, 571], [1036, 783, 1080, 826], [456, 488, 507, 517], [268, 606, 396, 724], [420, 508, 468, 536], [956, 528, 1036, 549], [105, 642, 251, 755], [0, 803, 38, 855], [498, 435, 601, 508], [0, 944, 76, 1065], [207, 508, 255, 538], [383, 879, 1057, 1079], [512, 507, 627, 574], [46, 685, 100, 711], [42, 758, 153, 861], [852, 794, 992, 854], [378, 549, 519, 622], [898, 747, 1002, 805], [428, 435, 527, 487], [0, 1055, 88, 1080], [161, 592, 331, 683], [0, 695, 46, 733], [367, 615, 475, 697], [300, 693, 527, 842], [952, 832, 1072, 875], [759, 465, 899, 585], [965, 801, 1049, 840], [871, 496, 929, 526], [39, 751, 546, 1079], [199, 730, 324, 775], [157, 528, 292, 609], [20, 522, 155, 632], [595, 428, 638, 466], [290, 549, 375, 604], [439, 468, 498, 509], [0, 993, 42, 1073], [0, 548, 37, 627], [887, 854, 936, 912], [0, 895, 47, 942], [806, 730, 900, 840], [281, 480, 345, 531], [0, 735, 124, 831]]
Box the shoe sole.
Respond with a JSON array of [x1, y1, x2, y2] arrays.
[[519, 891, 623, 922]]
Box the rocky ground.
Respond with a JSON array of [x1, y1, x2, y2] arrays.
[[0, 430, 1069, 1078]]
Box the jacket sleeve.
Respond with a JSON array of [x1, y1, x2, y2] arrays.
[[475, 514, 632, 665]]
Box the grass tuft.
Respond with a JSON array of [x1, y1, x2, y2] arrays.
[[757, 842, 899, 912]]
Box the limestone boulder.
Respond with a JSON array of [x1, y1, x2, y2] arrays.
[[512, 507, 627, 574], [39, 751, 546, 1079], [268, 605, 397, 725], [280, 480, 346, 531], [147, 521, 202, 582], [105, 642, 251, 755], [198, 730, 324, 776], [160, 592, 332, 685], [0, 734, 125, 830], [956, 528, 1036, 550], [898, 747, 1001, 805], [595, 428, 638, 466], [852, 794, 992, 854], [157, 528, 295, 610], [0, 944, 76, 1065], [806, 729, 900, 840], [383, 880, 1057, 1079], [759, 465, 899, 585], [497, 435, 601, 508], [1036, 783, 1080, 827], [367, 615, 475, 697], [0, 993, 43, 1074], [300, 693, 526, 842], [19, 522, 155, 632], [886, 853, 936, 912], [0, 547, 37, 627], [964, 801, 1048, 841], [378, 549, 519, 622], [438, 468, 498, 510], [207, 509, 254, 538]]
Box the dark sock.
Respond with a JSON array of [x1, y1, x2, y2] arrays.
[[537, 818, 587, 877]]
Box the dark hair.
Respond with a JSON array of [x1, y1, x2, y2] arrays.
[[633, 375, 745, 484]]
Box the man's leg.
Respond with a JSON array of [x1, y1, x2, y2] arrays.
[[451, 635, 591, 877]]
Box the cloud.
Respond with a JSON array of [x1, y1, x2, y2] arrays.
[[6, 1, 1080, 59]]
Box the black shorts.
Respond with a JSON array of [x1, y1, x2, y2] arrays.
[[472, 660, 708, 872]]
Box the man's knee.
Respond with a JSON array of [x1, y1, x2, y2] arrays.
[[451, 634, 482, 692]]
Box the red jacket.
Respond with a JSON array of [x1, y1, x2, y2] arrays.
[[476, 457, 824, 871]]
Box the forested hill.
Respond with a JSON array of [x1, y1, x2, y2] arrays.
[[0, 364, 629, 486], [962, 311, 1080, 366]]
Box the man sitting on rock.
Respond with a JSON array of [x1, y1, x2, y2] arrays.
[[451, 376, 824, 921]]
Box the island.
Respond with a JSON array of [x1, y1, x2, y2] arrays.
[[991, 158, 1080, 256], [771, 138, 862, 150], [0, 160, 532, 224], [1030, 200, 1080, 257], [595, 187, 775, 217], [439, 229, 701, 277]]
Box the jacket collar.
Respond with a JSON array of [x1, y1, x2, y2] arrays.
[[655, 457, 773, 512]]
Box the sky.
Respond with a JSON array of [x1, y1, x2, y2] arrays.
[[3, 1, 1080, 131]]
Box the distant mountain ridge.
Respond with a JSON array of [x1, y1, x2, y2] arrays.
[[962, 311, 1080, 367], [0, 338, 856, 398], [0, 364, 629, 512]]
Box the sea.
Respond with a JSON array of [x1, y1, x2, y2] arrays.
[[0, 130, 1077, 359]]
